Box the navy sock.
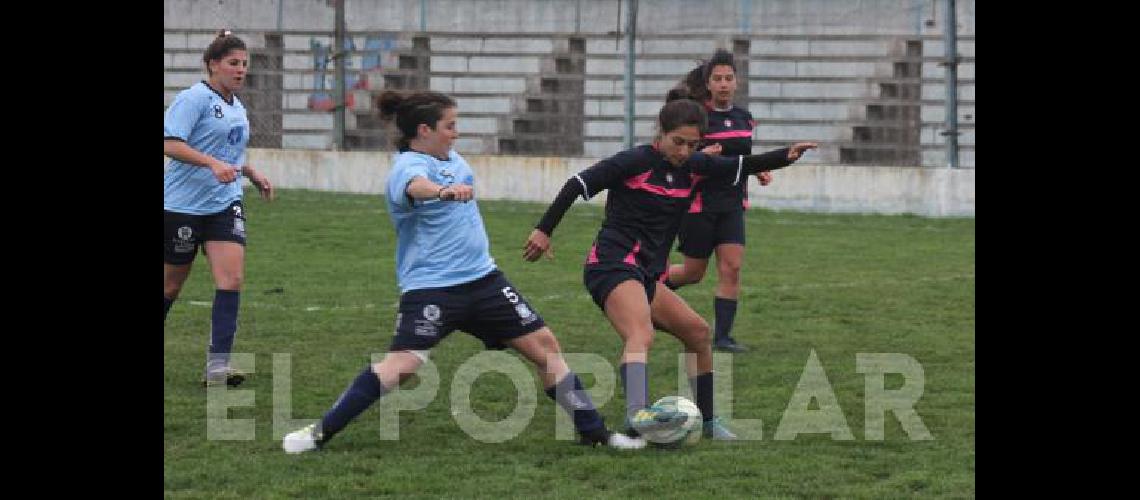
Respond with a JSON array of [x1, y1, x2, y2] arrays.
[[320, 366, 388, 443], [689, 372, 715, 422], [544, 372, 605, 434], [619, 362, 649, 422], [164, 296, 174, 322], [713, 297, 738, 342], [207, 290, 241, 371]]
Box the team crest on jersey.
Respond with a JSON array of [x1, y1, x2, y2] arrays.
[[214, 105, 224, 118], [665, 173, 674, 184], [724, 119, 733, 128], [227, 126, 244, 145]]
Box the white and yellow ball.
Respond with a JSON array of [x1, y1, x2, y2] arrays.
[[642, 395, 702, 445]]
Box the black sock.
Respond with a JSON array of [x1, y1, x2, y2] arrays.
[[689, 372, 715, 422], [713, 297, 738, 343], [319, 366, 388, 443], [544, 372, 605, 435], [164, 296, 174, 322]]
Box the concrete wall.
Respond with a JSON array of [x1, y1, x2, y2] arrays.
[[166, 31, 975, 166], [164, 0, 975, 36], [166, 0, 975, 167], [238, 148, 974, 216]]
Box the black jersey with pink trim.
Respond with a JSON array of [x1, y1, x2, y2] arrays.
[[575, 144, 753, 278], [691, 105, 756, 214]]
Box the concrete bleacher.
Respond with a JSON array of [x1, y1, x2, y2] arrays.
[[163, 29, 974, 168]]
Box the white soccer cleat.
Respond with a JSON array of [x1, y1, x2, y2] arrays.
[[606, 431, 647, 450], [282, 423, 322, 454]]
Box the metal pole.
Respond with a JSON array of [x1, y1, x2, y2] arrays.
[[623, 0, 638, 149], [942, 0, 959, 168], [333, 0, 346, 150], [277, 0, 284, 31], [420, 0, 427, 32], [740, 0, 752, 34], [575, 0, 581, 34]]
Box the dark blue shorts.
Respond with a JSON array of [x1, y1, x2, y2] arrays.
[[584, 265, 657, 311], [163, 200, 246, 265], [677, 209, 746, 259], [389, 270, 546, 352]]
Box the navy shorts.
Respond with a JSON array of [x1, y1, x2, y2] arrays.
[[389, 270, 546, 352], [164, 201, 246, 265], [677, 209, 746, 259], [584, 265, 657, 311]]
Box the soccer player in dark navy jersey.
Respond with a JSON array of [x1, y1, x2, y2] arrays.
[[524, 98, 816, 440], [163, 30, 274, 387], [664, 49, 769, 353], [283, 91, 646, 453]]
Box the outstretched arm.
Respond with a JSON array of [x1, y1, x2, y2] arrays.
[[694, 142, 819, 179], [524, 178, 586, 261], [740, 142, 818, 173]]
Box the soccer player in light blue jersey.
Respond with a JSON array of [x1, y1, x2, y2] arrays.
[[163, 30, 274, 387], [284, 91, 650, 453]]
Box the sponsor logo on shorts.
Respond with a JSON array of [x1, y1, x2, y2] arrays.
[[414, 304, 442, 337], [423, 304, 441, 322], [516, 303, 537, 326], [414, 320, 438, 337], [174, 225, 195, 253]]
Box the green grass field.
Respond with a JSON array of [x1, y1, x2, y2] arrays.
[[164, 188, 975, 498]]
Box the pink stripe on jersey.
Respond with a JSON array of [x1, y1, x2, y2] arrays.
[[689, 191, 704, 213], [704, 130, 754, 140], [586, 243, 599, 264], [623, 240, 641, 266], [624, 171, 691, 198]]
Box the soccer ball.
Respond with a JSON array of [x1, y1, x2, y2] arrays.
[[641, 395, 702, 445]]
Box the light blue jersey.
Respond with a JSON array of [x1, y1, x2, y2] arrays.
[[386, 150, 495, 293], [164, 81, 248, 215]]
